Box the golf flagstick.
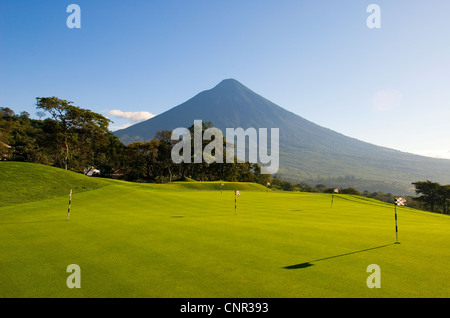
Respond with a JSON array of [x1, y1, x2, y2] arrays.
[[394, 197, 405, 244], [235, 190, 240, 215], [235, 190, 237, 215], [67, 189, 72, 221], [331, 188, 338, 207], [395, 205, 398, 243]]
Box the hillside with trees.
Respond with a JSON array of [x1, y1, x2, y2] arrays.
[[2, 98, 450, 215], [0, 99, 269, 185]]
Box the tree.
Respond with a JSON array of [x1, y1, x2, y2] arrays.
[[125, 140, 160, 181], [0, 109, 13, 158], [437, 184, 450, 214], [155, 130, 176, 182], [340, 187, 361, 195], [0, 108, 15, 149], [1, 108, 46, 163], [36, 97, 110, 171], [94, 132, 126, 178], [412, 181, 442, 212], [252, 163, 271, 186], [271, 176, 294, 191], [0, 107, 14, 117]]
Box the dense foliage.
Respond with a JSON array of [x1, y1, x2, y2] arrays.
[[2, 99, 449, 214], [0, 100, 270, 185], [411, 180, 450, 213]]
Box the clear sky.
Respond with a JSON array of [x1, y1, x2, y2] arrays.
[[1, 0, 449, 159]]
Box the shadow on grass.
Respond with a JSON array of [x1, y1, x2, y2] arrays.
[[283, 244, 394, 270]]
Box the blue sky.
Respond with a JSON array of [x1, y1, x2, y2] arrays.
[[1, 0, 449, 159]]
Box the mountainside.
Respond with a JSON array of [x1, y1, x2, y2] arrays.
[[114, 79, 450, 193]]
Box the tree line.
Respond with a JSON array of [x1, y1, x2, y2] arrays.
[[269, 177, 399, 203], [2, 97, 449, 214], [0, 97, 270, 185], [411, 181, 450, 214], [269, 177, 450, 214]]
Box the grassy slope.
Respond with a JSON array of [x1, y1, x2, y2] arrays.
[[0, 162, 266, 207], [124, 179, 268, 192], [0, 162, 110, 208], [1, 162, 449, 297]]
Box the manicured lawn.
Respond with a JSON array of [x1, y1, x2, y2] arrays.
[[1, 162, 449, 297]]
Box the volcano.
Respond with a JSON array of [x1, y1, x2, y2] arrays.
[[114, 79, 450, 193]]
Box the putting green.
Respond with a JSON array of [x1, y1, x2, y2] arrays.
[[1, 162, 449, 297]]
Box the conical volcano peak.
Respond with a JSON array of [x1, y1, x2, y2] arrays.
[[216, 78, 242, 87], [113, 79, 450, 193], [211, 78, 250, 93]]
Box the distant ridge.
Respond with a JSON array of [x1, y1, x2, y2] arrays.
[[114, 79, 450, 193]]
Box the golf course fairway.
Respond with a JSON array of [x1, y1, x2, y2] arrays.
[[1, 162, 449, 298]]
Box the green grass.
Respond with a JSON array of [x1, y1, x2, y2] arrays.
[[1, 162, 449, 297], [0, 162, 266, 207], [0, 162, 110, 208]]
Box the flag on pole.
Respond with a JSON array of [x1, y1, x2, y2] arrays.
[[235, 190, 240, 215], [395, 197, 406, 206], [331, 189, 338, 207], [394, 197, 405, 243]]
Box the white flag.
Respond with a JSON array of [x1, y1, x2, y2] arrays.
[[395, 197, 406, 206], [235, 190, 240, 196]]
